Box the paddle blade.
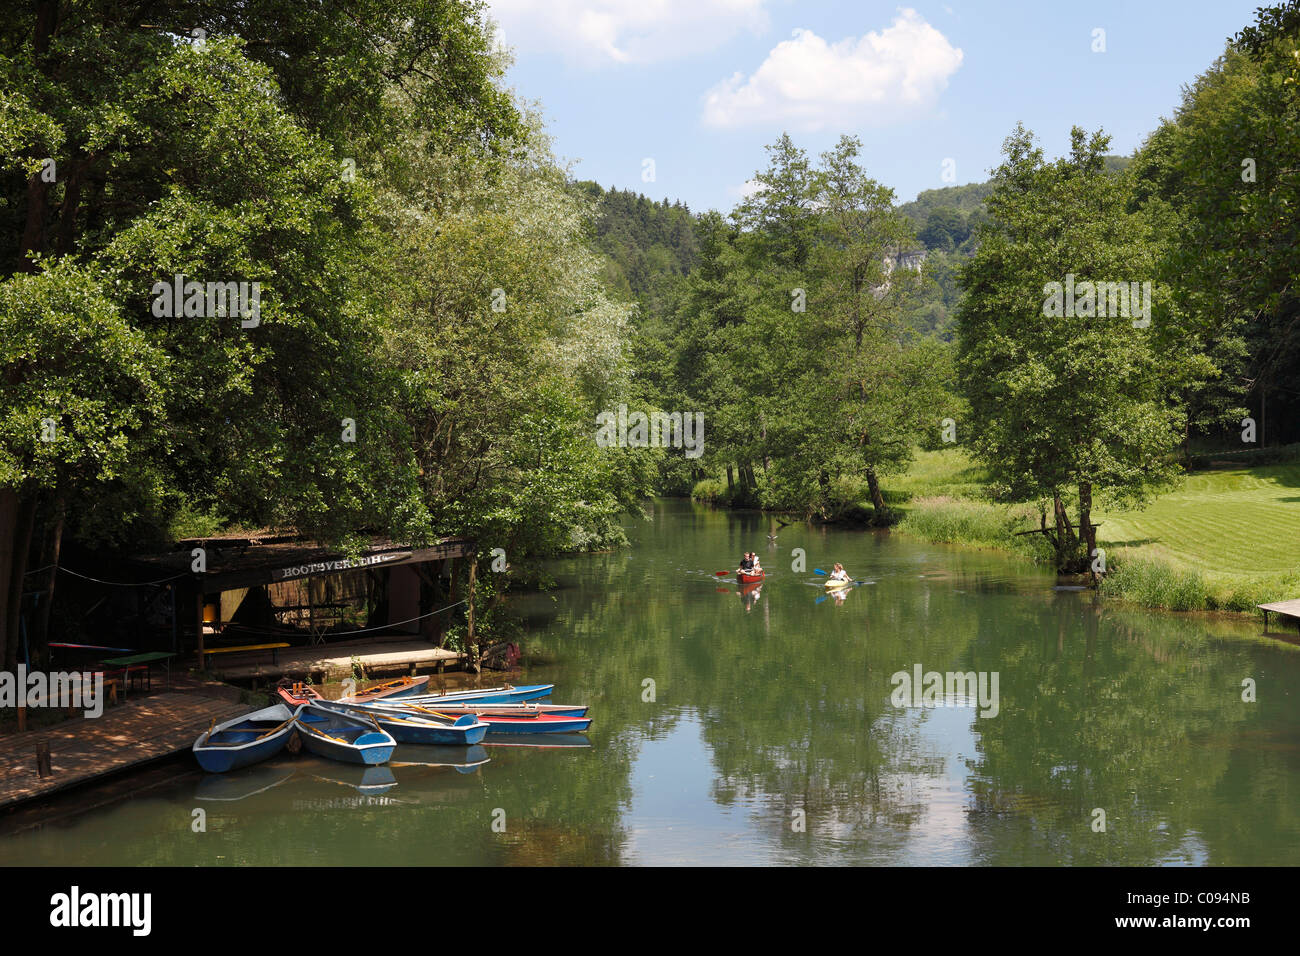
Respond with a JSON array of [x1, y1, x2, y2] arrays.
[[813, 568, 827, 575], [714, 571, 732, 576]]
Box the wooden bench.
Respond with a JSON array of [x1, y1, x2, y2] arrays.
[[201, 642, 290, 665], [15, 676, 119, 732]]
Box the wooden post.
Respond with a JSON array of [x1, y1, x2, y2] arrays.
[[467, 556, 478, 673], [16, 704, 26, 732], [35, 741, 51, 778]]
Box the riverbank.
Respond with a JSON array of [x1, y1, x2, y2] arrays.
[[690, 446, 1300, 616], [891, 449, 1300, 614]]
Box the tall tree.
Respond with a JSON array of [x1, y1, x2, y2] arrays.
[[956, 126, 1184, 572]]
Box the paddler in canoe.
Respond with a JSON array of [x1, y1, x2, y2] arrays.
[[824, 563, 852, 590], [736, 552, 765, 585]]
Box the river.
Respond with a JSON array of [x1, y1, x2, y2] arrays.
[[3, 498, 1298, 865]]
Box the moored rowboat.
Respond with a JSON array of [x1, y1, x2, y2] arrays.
[[370, 701, 588, 718], [367, 699, 591, 735], [279, 685, 488, 746], [477, 713, 591, 734], [294, 705, 397, 766], [346, 675, 431, 702], [193, 703, 301, 774], [374, 683, 554, 705], [316, 698, 488, 746]]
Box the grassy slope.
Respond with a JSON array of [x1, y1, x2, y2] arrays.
[[889, 449, 1300, 611], [1095, 464, 1300, 579]]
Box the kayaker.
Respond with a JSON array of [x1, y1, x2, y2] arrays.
[[740, 552, 755, 572], [829, 563, 849, 582]]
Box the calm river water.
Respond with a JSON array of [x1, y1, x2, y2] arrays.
[[4, 498, 1298, 865]]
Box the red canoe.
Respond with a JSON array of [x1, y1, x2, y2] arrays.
[[736, 571, 765, 584]]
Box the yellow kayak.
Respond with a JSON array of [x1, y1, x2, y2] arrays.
[[823, 578, 853, 591]]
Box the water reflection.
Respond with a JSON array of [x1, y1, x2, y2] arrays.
[[2, 499, 1298, 866]]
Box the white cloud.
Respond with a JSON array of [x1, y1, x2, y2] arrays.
[[486, 0, 770, 65], [701, 9, 963, 129]]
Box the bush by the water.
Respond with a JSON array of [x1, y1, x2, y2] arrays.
[[894, 497, 1050, 561], [1100, 553, 1300, 613], [1098, 557, 1209, 611]]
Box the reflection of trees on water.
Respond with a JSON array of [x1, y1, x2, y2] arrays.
[[965, 600, 1296, 865], [507, 500, 1299, 865]]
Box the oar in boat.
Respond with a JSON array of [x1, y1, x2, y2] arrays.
[[206, 713, 297, 747], [399, 701, 542, 721], [295, 716, 349, 744], [390, 702, 469, 722]]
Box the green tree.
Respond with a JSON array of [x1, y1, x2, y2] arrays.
[[956, 126, 1184, 572]]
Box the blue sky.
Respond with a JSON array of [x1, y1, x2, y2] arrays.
[[486, 1, 1265, 212]]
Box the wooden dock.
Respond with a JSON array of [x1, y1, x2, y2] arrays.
[[205, 637, 465, 682], [0, 690, 249, 811], [1258, 599, 1300, 636]]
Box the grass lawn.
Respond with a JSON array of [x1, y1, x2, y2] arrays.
[[887, 448, 989, 501], [1096, 464, 1300, 581]]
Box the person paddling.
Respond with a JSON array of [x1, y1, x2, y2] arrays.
[[739, 552, 755, 573], [829, 563, 849, 582]]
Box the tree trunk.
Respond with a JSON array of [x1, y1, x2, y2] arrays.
[[466, 557, 478, 673], [1079, 481, 1097, 564], [725, 466, 734, 492], [865, 467, 887, 522], [3, 493, 37, 672], [33, 495, 65, 648], [1052, 493, 1078, 572], [18, 1, 59, 269], [0, 490, 18, 672]]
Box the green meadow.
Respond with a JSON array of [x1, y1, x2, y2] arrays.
[[891, 448, 1300, 613]]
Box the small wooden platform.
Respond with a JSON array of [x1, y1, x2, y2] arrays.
[[1258, 599, 1300, 635], [0, 691, 249, 811], [205, 638, 464, 682]]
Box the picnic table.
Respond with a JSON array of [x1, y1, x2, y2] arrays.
[[98, 651, 177, 694]]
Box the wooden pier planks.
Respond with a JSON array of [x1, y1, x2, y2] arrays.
[[0, 692, 249, 810], [206, 639, 464, 681], [1258, 598, 1300, 635]]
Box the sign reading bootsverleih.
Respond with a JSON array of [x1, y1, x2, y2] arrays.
[[271, 552, 409, 582]]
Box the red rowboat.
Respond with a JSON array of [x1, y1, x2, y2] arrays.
[[736, 570, 765, 584]]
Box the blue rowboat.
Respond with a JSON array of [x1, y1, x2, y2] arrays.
[[369, 697, 587, 712], [475, 712, 591, 735], [294, 705, 396, 766], [393, 702, 590, 718], [390, 683, 554, 705], [312, 698, 488, 746], [193, 704, 301, 773], [375, 702, 591, 735]]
